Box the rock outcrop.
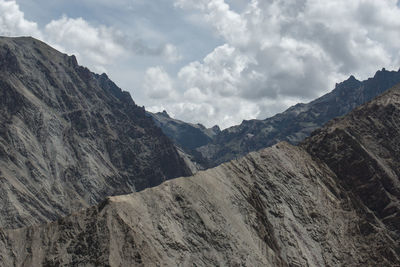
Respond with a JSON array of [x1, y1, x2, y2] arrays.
[[1, 83, 400, 266], [0, 36, 191, 229], [303, 83, 400, 246]]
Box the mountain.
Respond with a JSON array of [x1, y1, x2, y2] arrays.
[[1, 82, 399, 266], [148, 110, 220, 170], [303, 84, 400, 244], [156, 69, 400, 168], [149, 110, 220, 151], [0, 36, 191, 229]]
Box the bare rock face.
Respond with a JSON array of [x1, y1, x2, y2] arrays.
[[0, 141, 398, 266], [303, 83, 400, 246], [0, 37, 191, 229]]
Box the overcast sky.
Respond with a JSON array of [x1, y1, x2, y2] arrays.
[[1, 0, 400, 128]]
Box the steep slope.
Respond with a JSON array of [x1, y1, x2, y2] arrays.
[[303, 82, 400, 244], [2, 84, 400, 266], [1, 142, 398, 266], [189, 69, 400, 166], [0, 36, 191, 229]]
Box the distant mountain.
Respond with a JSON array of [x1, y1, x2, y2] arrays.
[[2, 83, 399, 266], [0, 37, 191, 228], [155, 69, 400, 169], [148, 110, 220, 170], [149, 110, 220, 150]]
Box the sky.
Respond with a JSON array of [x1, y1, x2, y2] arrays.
[[1, 0, 400, 129]]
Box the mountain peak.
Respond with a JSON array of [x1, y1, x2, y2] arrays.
[[348, 74, 357, 81], [0, 36, 191, 229], [161, 110, 170, 117], [211, 125, 221, 132], [342, 75, 360, 85]]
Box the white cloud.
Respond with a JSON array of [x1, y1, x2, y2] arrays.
[[150, 0, 400, 128], [178, 44, 255, 97], [162, 43, 182, 63], [0, 0, 125, 73], [0, 0, 181, 74], [144, 66, 175, 99], [44, 16, 125, 73], [2, 0, 400, 129], [0, 0, 41, 37]]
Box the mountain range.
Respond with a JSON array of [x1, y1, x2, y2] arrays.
[[0, 36, 399, 266], [1, 77, 400, 266], [151, 68, 400, 169]]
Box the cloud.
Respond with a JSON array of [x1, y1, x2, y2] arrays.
[[144, 66, 175, 99], [0, 0, 182, 74], [0, 0, 41, 37], [0, 0, 125, 73], [44, 16, 125, 73], [146, 0, 400, 128], [178, 44, 255, 97], [2, 0, 400, 129], [162, 43, 182, 63]]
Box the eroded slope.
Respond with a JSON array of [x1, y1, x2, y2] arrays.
[[0, 37, 191, 229], [303, 83, 400, 245], [1, 143, 398, 266]]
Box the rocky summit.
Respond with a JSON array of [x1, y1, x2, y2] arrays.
[[0, 37, 191, 229], [1, 80, 399, 265]]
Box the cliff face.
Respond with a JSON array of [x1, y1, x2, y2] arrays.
[[0, 37, 191, 229], [1, 85, 400, 266], [303, 83, 400, 244], [159, 69, 400, 168]]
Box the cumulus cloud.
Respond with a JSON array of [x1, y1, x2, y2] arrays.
[[44, 16, 125, 73], [0, 0, 181, 73], [2, 0, 400, 128], [162, 44, 182, 63], [0, 0, 41, 37], [0, 0, 124, 73], [144, 66, 175, 99], [145, 0, 400, 128]]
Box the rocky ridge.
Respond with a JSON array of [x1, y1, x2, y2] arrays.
[[1, 83, 400, 266], [303, 83, 400, 244], [0, 36, 191, 229], [156, 69, 400, 168]]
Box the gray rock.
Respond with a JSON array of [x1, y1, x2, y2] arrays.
[[303, 83, 400, 244], [148, 110, 220, 170], [0, 36, 191, 229], [1, 84, 400, 266]]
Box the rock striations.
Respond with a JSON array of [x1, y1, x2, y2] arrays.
[[303, 83, 400, 247], [0, 36, 191, 229], [1, 83, 400, 266]]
